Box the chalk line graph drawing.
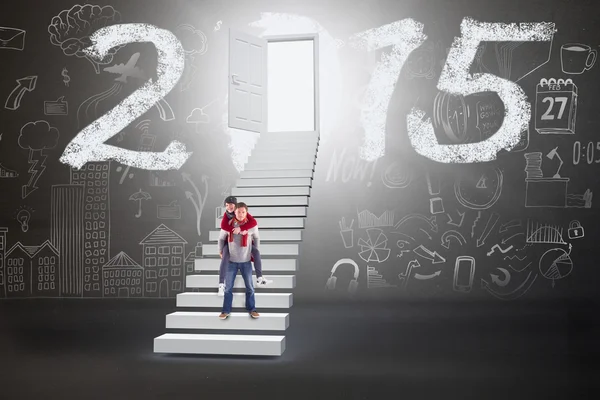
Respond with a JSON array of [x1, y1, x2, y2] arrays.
[[183, 173, 208, 237], [18, 120, 60, 199], [481, 270, 537, 300], [44, 96, 68, 116], [48, 4, 123, 74], [526, 219, 566, 245], [358, 228, 391, 263], [561, 43, 596, 75], [129, 189, 151, 218], [339, 217, 354, 248], [5, 75, 37, 110], [0, 26, 26, 51]]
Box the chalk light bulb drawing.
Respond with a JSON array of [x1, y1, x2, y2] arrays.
[[17, 209, 31, 232]]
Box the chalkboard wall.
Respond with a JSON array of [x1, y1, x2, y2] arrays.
[[0, 0, 598, 302]]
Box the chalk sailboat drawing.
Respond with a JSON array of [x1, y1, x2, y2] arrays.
[[129, 189, 151, 218]]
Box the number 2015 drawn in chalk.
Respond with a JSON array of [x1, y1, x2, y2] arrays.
[[59, 23, 192, 171]]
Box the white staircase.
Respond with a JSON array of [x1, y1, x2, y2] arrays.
[[154, 131, 319, 356]]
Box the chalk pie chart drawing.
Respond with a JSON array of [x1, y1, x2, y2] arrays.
[[539, 245, 573, 288], [454, 166, 503, 210]]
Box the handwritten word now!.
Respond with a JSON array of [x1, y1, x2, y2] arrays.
[[59, 19, 556, 170]]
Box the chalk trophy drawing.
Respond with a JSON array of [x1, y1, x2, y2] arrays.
[[539, 244, 573, 288], [0, 26, 26, 51], [15, 206, 32, 233], [525, 219, 567, 245], [186, 99, 217, 131], [426, 172, 444, 215], [481, 270, 537, 300], [561, 43, 596, 74], [358, 228, 391, 263], [61, 67, 70, 87], [326, 258, 360, 295], [367, 265, 397, 288], [339, 217, 354, 248], [18, 120, 60, 199], [524, 150, 592, 208], [101, 252, 144, 298], [43, 96, 68, 116], [454, 166, 503, 210], [48, 4, 122, 74], [567, 220, 584, 240], [139, 224, 188, 298], [534, 78, 578, 135], [129, 189, 152, 218], [176, 23, 208, 92], [5, 75, 37, 110], [356, 209, 395, 229], [446, 210, 465, 227], [182, 173, 208, 237], [0, 163, 18, 178], [157, 200, 182, 220], [5, 240, 60, 298]]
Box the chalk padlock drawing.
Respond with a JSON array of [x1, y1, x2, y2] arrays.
[[534, 78, 578, 135], [567, 220, 585, 239]]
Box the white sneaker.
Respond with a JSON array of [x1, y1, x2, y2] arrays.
[[256, 276, 273, 287], [217, 283, 225, 296]]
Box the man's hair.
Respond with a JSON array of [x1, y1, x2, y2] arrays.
[[235, 202, 248, 211]]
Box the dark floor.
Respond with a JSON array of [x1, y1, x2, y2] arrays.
[[0, 297, 599, 399]]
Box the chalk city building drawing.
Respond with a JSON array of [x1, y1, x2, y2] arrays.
[[0, 227, 7, 298], [4, 240, 59, 298], [102, 251, 144, 298], [139, 224, 187, 298]]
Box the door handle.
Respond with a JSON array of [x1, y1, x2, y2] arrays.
[[231, 74, 240, 85]]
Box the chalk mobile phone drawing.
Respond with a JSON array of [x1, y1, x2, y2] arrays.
[[453, 256, 475, 293]]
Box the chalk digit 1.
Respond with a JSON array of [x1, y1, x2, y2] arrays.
[[407, 19, 555, 163], [59, 23, 191, 170], [349, 19, 427, 162]]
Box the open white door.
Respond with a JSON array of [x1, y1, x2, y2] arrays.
[[228, 29, 268, 133]]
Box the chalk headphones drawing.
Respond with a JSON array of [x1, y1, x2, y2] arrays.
[[326, 258, 360, 294]]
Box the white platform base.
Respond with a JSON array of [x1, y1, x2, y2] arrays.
[[186, 274, 296, 289], [154, 333, 286, 356], [166, 311, 289, 331], [195, 258, 297, 272], [177, 292, 293, 308], [231, 186, 310, 197]]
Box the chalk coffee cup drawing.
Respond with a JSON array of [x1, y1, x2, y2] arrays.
[[561, 43, 597, 74]]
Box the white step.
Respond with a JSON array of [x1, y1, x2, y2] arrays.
[[232, 186, 310, 196], [253, 142, 317, 152], [244, 162, 315, 171], [247, 154, 316, 164], [258, 135, 318, 144], [154, 333, 286, 356], [235, 196, 309, 206], [251, 148, 318, 157], [203, 243, 299, 256], [236, 178, 312, 187], [218, 206, 306, 217], [195, 258, 297, 272], [177, 292, 293, 308], [240, 169, 314, 179], [166, 311, 289, 331], [187, 274, 296, 289], [215, 217, 304, 228], [260, 131, 319, 139], [209, 229, 302, 241]]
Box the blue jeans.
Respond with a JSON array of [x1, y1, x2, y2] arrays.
[[222, 261, 256, 314], [219, 245, 263, 283]]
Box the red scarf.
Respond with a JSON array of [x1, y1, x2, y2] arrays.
[[228, 216, 256, 247]]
